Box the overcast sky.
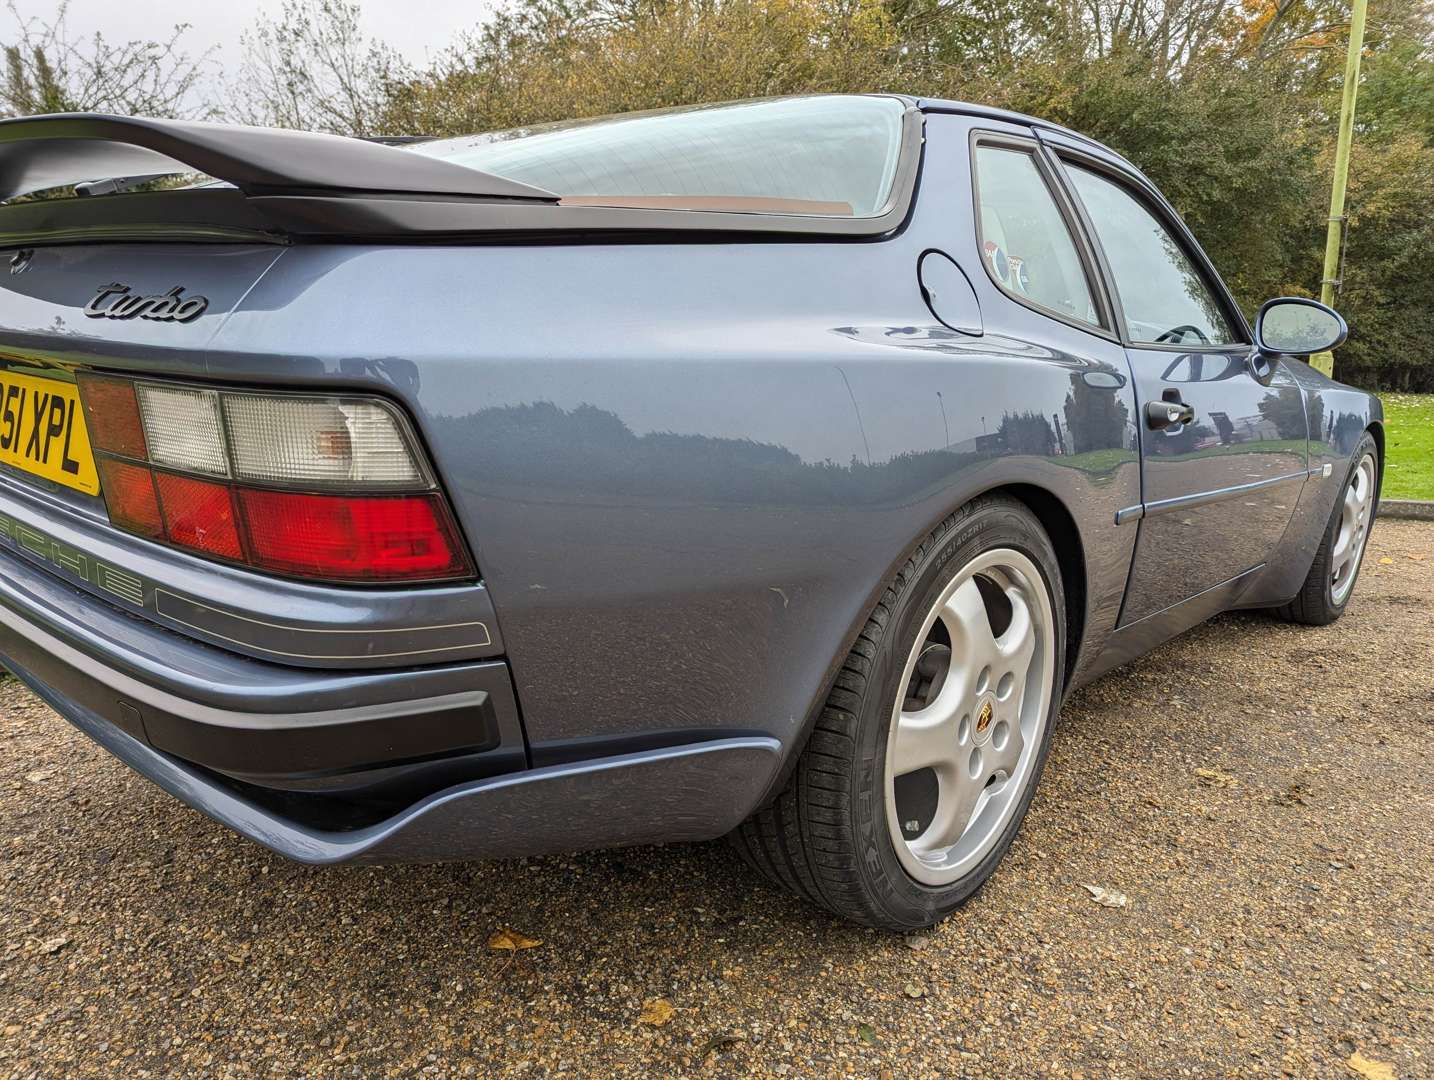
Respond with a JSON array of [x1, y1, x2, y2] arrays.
[[13, 0, 498, 72]]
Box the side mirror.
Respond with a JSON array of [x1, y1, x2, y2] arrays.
[[1255, 297, 1348, 357]]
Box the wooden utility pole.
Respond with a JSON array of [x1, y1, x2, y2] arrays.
[[1311, 0, 1370, 378]]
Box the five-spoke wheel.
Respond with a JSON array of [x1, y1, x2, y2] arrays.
[[885, 548, 1055, 886], [733, 494, 1066, 928], [1277, 432, 1380, 627], [735, 436, 1381, 928], [1331, 452, 1376, 606]]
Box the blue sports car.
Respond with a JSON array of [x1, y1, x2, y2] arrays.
[[0, 95, 1380, 928]]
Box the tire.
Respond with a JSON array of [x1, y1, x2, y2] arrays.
[[731, 495, 1066, 930], [1276, 432, 1379, 627]]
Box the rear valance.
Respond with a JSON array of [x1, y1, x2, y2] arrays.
[[0, 113, 558, 203]]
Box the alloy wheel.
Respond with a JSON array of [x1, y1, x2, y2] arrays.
[[1331, 453, 1376, 606], [884, 548, 1056, 886]]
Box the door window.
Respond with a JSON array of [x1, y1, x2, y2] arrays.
[[972, 144, 1101, 328], [1065, 165, 1238, 346]]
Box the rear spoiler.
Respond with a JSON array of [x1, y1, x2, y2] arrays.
[[0, 107, 925, 245], [0, 113, 557, 202]]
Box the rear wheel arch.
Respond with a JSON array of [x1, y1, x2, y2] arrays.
[[986, 483, 1086, 691], [732, 490, 1070, 928], [756, 480, 1087, 813], [882, 482, 1086, 698]]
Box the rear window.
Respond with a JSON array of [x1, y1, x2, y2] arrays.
[[409, 96, 907, 217]]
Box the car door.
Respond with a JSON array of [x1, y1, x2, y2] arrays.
[[1043, 141, 1309, 626]]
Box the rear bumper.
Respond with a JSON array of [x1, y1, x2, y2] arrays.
[[0, 530, 781, 861], [13, 678, 780, 863], [0, 531, 526, 791]]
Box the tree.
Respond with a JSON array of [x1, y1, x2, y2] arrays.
[[1311, 0, 1434, 388], [382, 0, 903, 135], [0, 0, 214, 118], [8, 0, 1428, 390], [228, 0, 406, 136]]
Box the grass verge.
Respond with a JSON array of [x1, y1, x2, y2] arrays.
[[1381, 393, 1434, 501]]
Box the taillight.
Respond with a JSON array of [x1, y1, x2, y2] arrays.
[[95, 457, 163, 539], [80, 375, 148, 459], [239, 490, 466, 580], [75, 374, 472, 584], [154, 472, 244, 560]]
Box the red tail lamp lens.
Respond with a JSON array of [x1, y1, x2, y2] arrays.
[[96, 458, 163, 539], [155, 472, 244, 560], [238, 490, 470, 581], [80, 374, 475, 583], [77, 374, 147, 459]]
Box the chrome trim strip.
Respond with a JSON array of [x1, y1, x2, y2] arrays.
[[1140, 470, 1307, 521], [1114, 504, 1144, 525], [0, 581, 485, 728]]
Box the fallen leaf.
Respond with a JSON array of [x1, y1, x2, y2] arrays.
[[1194, 767, 1237, 788], [637, 997, 675, 1027], [1272, 782, 1311, 807], [1407, 553, 1426, 562], [856, 1022, 879, 1045], [1378, 557, 1394, 565], [700, 1032, 744, 1057], [1082, 884, 1128, 909], [39, 936, 68, 954], [1347, 1050, 1396, 1080], [903, 982, 925, 999], [486, 928, 541, 952], [24, 770, 53, 784]]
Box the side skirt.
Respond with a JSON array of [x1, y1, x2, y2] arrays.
[[1074, 564, 1262, 687]]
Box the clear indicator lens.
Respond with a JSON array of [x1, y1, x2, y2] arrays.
[[222, 394, 423, 487], [136, 384, 228, 476]]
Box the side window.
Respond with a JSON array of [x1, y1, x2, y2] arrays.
[[1064, 165, 1239, 346], [972, 143, 1102, 328]]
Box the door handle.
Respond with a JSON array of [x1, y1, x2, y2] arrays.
[[1146, 398, 1195, 430]]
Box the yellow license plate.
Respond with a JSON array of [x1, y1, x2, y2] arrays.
[[0, 369, 99, 495]]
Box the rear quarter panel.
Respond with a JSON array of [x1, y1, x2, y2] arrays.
[[202, 115, 1141, 790]]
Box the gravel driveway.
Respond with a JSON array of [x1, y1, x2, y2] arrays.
[[2, 521, 1431, 1079]]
